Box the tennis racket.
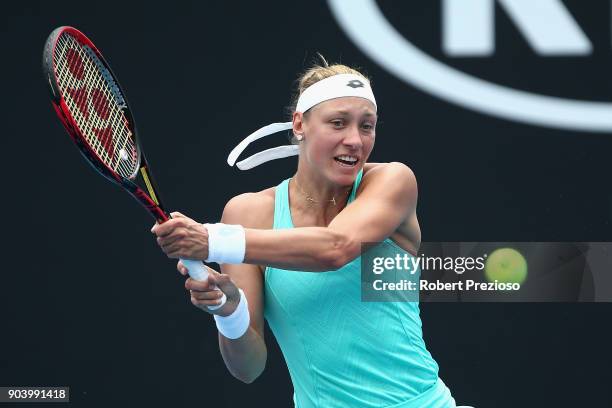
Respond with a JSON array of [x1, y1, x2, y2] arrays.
[[42, 26, 226, 309]]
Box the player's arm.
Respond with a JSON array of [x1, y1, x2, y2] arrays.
[[239, 162, 416, 271], [215, 193, 272, 384], [153, 162, 416, 272]]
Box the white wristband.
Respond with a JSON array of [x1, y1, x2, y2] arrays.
[[205, 223, 246, 264], [214, 289, 250, 339]]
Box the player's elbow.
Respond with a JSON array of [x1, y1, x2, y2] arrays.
[[235, 373, 258, 384], [322, 231, 359, 270], [239, 376, 256, 384], [232, 361, 266, 384]]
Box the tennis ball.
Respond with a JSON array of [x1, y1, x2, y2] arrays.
[[485, 248, 527, 284]]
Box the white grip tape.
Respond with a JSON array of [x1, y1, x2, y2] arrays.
[[181, 258, 227, 310]]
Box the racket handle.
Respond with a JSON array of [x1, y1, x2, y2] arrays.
[[180, 258, 227, 310]]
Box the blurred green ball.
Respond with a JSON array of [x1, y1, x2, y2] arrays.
[[485, 248, 528, 284]]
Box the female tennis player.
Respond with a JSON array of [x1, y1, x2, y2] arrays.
[[151, 60, 471, 407]]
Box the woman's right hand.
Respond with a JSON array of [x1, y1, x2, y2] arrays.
[[177, 260, 242, 316]]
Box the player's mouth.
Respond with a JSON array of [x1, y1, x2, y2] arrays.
[[334, 155, 359, 167]]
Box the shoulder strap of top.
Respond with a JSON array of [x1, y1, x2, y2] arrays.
[[273, 178, 293, 229], [347, 169, 364, 204]]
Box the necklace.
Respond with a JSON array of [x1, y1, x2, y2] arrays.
[[292, 178, 351, 207]]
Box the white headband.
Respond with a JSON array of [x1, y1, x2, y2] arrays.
[[227, 74, 377, 170]]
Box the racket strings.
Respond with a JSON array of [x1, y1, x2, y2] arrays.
[[54, 33, 138, 179], [55, 37, 117, 164], [58, 35, 133, 175], [58, 41, 132, 175], [60, 34, 135, 176]]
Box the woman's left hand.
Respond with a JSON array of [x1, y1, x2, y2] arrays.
[[151, 212, 209, 260]]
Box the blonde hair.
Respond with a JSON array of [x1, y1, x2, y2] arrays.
[[287, 54, 371, 143]]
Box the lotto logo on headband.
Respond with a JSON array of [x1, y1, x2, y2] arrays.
[[347, 80, 364, 88]]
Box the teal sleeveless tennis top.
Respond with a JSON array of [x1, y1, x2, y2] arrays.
[[264, 170, 456, 408]]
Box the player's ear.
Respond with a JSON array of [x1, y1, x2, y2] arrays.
[[292, 111, 305, 137]]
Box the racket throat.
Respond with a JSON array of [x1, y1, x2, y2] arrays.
[[140, 166, 160, 205]]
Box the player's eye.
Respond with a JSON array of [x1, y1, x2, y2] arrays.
[[330, 119, 345, 128], [361, 122, 375, 132]]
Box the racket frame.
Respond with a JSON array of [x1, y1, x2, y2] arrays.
[[43, 26, 226, 309], [43, 26, 168, 223]]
